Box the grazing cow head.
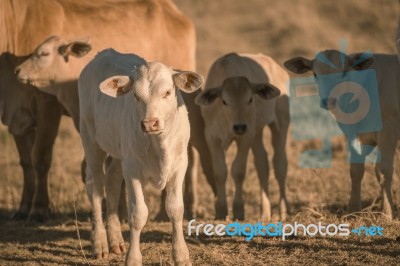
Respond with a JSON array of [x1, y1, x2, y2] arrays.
[[194, 76, 280, 136], [99, 62, 203, 134], [15, 35, 91, 88], [284, 50, 374, 111]]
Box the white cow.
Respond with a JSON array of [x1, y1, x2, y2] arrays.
[[285, 50, 399, 218], [195, 53, 290, 221], [79, 49, 203, 265]]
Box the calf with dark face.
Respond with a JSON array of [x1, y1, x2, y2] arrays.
[[285, 50, 400, 218], [196, 53, 290, 221]]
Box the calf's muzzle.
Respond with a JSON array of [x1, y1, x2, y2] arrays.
[[233, 124, 247, 135], [141, 118, 163, 134]]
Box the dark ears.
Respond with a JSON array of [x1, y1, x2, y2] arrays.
[[194, 87, 221, 105], [59, 40, 92, 62], [350, 53, 374, 70], [284, 57, 313, 74], [251, 83, 281, 99]]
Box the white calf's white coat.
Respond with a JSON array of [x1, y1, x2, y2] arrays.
[[79, 49, 203, 265]]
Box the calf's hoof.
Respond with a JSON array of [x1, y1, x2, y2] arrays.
[[175, 260, 192, 266], [110, 243, 126, 254], [95, 251, 108, 260], [126, 257, 143, 266], [10, 210, 29, 221], [28, 209, 50, 223], [214, 203, 228, 220], [233, 202, 244, 221], [279, 198, 289, 221], [348, 202, 362, 214]]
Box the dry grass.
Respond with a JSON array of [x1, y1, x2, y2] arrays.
[[1, 0, 400, 265]]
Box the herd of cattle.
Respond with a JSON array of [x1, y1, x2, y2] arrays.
[[1, 1, 399, 265]]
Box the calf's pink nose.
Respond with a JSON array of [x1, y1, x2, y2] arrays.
[[141, 118, 162, 133]]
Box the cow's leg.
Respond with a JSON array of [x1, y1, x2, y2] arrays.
[[118, 180, 128, 223], [349, 161, 365, 213], [375, 127, 397, 219], [231, 138, 251, 221], [166, 169, 191, 265], [206, 133, 228, 220], [11, 130, 35, 220], [86, 154, 108, 259], [29, 101, 62, 221], [184, 145, 199, 220], [80, 159, 86, 183], [270, 121, 289, 221], [348, 136, 367, 213], [251, 130, 271, 221], [155, 189, 168, 221], [183, 93, 216, 195], [349, 144, 364, 212], [104, 157, 126, 255], [192, 139, 216, 195], [123, 167, 148, 265], [81, 126, 108, 259], [156, 145, 198, 221]]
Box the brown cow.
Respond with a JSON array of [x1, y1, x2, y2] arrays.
[[2, 1, 215, 226]]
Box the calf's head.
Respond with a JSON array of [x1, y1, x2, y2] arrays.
[[99, 62, 203, 134], [284, 50, 374, 111], [195, 76, 280, 136], [15, 35, 91, 88]]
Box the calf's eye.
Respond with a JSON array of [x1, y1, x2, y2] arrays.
[[163, 90, 171, 99], [40, 51, 50, 57], [222, 99, 228, 106]]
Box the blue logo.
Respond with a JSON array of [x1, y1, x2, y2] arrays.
[[288, 40, 382, 168], [351, 225, 383, 236]]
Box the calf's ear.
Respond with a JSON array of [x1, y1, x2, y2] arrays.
[[350, 53, 374, 70], [251, 83, 281, 100], [99, 75, 132, 98], [284, 57, 312, 74], [194, 87, 221, 105], [173, 71, 204, 93], [59, 40, 92, 58]]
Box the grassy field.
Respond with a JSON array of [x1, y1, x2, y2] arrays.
[[1, 0, 400, 265]]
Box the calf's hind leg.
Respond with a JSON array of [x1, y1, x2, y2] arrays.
[[270, 122, 289, 221], [104, 157, 126, 254], [375, 125, 398, 219], [81, 126, 108, 259]]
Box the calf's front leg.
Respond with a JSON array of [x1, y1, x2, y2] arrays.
[[123, 163, 148, 265], [251, 130, 271, 221], [166, 169, 191, 266], [231, 138, 251, 221]]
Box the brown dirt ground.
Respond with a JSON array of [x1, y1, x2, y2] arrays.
[[1, 0, 400, 265]]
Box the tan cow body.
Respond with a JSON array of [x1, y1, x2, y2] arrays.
[[3, 0, 214, 221], [196, 53, 290, 221]]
